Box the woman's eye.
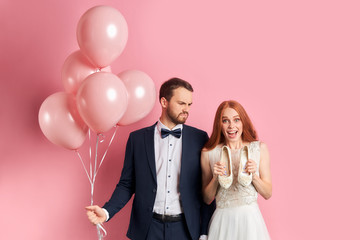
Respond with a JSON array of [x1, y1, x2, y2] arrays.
[[235, 118, 240, 122], [222, 119, 229, 123]]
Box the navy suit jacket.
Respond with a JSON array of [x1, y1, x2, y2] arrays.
[[103, 123, 214, 240]]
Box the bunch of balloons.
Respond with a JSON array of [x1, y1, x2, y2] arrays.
[[38, 6, 156, 239], [38, 5, 156, 150]]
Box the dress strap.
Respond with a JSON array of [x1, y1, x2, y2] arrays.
[[248, 141, 261, 163]]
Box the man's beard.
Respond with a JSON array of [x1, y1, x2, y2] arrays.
[[167, 109, 188, 125]]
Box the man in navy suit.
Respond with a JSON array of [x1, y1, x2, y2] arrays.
[[86, 78, 214, 240]]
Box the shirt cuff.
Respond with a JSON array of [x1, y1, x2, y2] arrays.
[[199, 235, 208, 240], [102, 208, 109, 222]]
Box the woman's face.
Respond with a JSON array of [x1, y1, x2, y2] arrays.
[[221, 107, 243, 143]]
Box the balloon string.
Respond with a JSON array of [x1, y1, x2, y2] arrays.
[[99, 133, 105, 143], [89, 129, 93, 180], [90, 182, 94, 206], [93, 134, 100, 180], [75, 150, 92, 185], [92, 134, 107, 239], [94, 126, 118, 178], [77, 129, 111, 239], [90, 134, 100, 206], [97, 223, 107, 239]]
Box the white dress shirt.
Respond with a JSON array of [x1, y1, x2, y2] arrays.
[[153, 120, 183, 215]]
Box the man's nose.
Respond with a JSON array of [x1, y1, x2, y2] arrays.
[[183, 105, 190, 112]]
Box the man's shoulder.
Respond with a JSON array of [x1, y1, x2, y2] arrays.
[[183, 124, 207, 136], [128, 123, 156, 137]]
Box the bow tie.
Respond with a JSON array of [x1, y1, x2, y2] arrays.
[[161, 128, 182, 138]]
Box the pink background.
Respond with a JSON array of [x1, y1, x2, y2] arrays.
[[1, 0, 359, 239]]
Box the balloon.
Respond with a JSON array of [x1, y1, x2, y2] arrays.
[[77, 72, 128, 133], [76, 5, 128, 68], [62, 50, 111, 94], [117, 70, 156, 125], [38, 92, 88, 150]]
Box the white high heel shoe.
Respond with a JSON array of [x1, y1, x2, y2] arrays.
[[218, 145, 233, 189], [238, 146, 252, 187]]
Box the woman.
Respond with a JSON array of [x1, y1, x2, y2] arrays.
[[201, 100, 272, 240]]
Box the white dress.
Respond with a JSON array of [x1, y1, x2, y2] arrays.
[[206, 141, 271, 240]]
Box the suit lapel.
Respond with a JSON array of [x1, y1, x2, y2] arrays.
[[145, 123, 157, 182], [180, 125, 189, 184]]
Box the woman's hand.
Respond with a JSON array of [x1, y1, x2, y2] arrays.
[[214, 161, 227, 176], [245, 159, 257, 174]]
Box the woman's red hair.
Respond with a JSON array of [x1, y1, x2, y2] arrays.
[[204, 100, 258, 150]]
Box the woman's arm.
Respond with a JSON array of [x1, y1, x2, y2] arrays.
[[248, 142, 272, 199], [201, 149, 225, 204]]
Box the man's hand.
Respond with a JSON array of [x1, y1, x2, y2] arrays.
[[85, 205, 107, 225]]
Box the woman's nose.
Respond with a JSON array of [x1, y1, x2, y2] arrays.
[[229, 121, 234, 128]]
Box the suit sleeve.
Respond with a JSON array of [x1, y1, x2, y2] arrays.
[[199, 131, 216, 235], [200, 200, 216, 235], [102, 133, 136, 220]]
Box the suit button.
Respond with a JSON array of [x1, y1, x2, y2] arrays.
[[153, 188, 156, 193], [148, 207, 152, 211]]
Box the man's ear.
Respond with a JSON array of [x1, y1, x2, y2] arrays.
[[160, 97, 168, 108]]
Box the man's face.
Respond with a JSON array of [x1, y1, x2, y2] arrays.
[[165, 87, 193, 125]]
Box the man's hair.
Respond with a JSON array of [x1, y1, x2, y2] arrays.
[[159, 77, 193, 102]]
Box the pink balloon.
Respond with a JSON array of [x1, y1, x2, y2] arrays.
[[76, 5, 128, 68], [117, 70, 156, 125], [62, 50, 111, 94], [38, 92, 88, 150], [77, 72, 128, 133]]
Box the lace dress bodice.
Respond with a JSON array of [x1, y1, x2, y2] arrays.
[[208, 141, 261, 208]]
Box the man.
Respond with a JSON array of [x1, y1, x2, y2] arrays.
[[86, 78, 214, 240]]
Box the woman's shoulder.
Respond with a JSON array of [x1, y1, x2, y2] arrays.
[[247, 141, 269, 155], [249, 140, 267, 147], [250, 141, 269, 155], [259, 141, 269, 152], [252, 141, 267, 149], [202, 144, 222, 152]]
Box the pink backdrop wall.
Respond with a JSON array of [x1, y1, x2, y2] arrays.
[[1, 0, 359, 239]]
